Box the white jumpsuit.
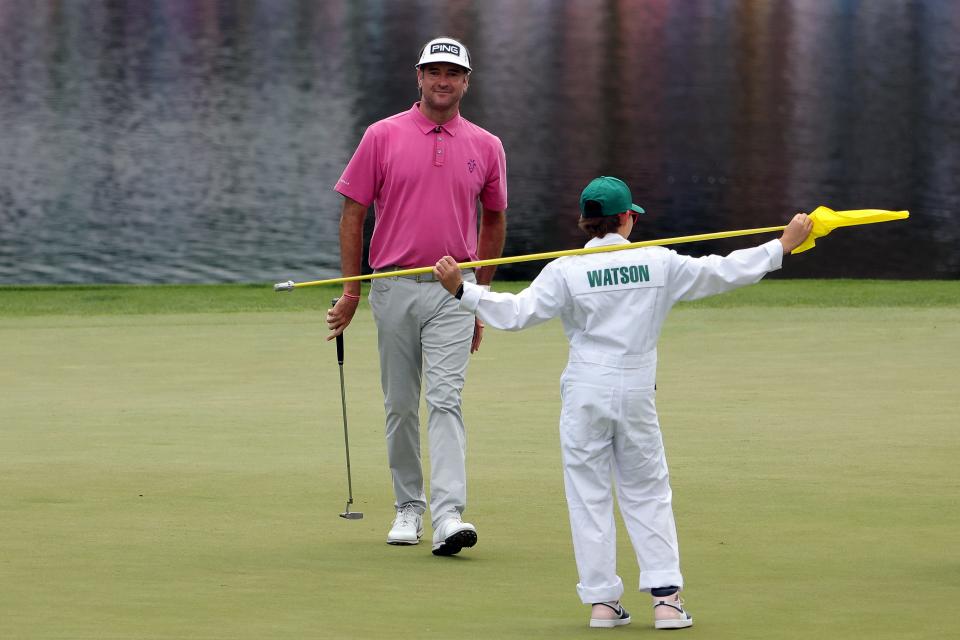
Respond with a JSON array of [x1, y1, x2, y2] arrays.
[[457, 233, 784, 603]]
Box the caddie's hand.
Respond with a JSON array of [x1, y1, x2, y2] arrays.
[[471, 318, 484, 353], [779, 213, 814, 254], [326, 294, 359, 340], [433, 256, 464, 296]]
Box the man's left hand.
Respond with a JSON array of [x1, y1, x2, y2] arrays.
[[471, 318, 484, 353]]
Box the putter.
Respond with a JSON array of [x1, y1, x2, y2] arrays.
[[333, 298, 363, 520]]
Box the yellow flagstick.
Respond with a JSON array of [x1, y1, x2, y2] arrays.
[[274, 207, 908, 291], [274, 225, 786, 291]]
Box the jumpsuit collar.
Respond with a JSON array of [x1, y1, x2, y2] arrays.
[[584, 233, 629, 248]]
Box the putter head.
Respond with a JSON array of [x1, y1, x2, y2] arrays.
[[273, 280, 295, 292], [340, 501, 363, 519]]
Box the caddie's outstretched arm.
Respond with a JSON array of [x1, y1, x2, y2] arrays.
[[434, 256, 567, 331], [669, 212, 812, 303]]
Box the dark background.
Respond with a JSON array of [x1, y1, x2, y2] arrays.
[[1, 0, 957, 283]]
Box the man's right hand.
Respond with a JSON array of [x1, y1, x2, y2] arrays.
[[326, 294, 360, 340]]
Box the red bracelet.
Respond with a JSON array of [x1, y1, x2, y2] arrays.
[[341, 292, 360, 300]]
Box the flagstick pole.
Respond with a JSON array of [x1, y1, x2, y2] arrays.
[[273, 225, 788, 291], [273, 225, 786, 291]]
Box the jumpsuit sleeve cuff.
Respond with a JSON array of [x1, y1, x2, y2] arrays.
[[762, 238, 784, 270], [459, 281, 484, 311]]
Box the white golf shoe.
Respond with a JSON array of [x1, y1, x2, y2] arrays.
[[386, 504, 423, 545], [431, 515, 477, 556]]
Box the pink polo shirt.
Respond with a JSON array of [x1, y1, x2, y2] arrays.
[[334, 103, 508, 269]]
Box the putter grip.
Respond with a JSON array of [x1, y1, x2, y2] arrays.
[[332, 298, 344, 364]]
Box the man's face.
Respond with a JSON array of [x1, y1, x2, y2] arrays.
[[417, 62, 469, 111]]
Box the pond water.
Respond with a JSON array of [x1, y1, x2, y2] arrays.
[[1, 0, 957, 284]]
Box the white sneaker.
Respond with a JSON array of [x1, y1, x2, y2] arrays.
[[386, 505, 422, 545], [590, 601, 631, 628], [431, 516, 477, 556], [653, 593, 693, 630]]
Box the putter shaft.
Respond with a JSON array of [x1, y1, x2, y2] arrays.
[[338, 360, 354, 505], [332, 299, 361, 520]]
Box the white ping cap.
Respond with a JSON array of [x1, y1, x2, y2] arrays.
[[415, 37, 471, 72]]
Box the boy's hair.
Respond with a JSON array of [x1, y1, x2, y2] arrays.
[[578, 215, 622, 238]]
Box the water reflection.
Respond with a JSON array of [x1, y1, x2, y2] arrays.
[[0, 0, 956, 284]]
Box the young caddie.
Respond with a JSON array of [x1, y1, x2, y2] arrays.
[[433, 176, 812, 629]]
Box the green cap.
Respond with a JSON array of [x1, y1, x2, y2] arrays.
[[579, 176, 645, 218]]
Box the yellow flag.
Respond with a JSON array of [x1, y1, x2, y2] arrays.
[[792, 206, 910, 254]]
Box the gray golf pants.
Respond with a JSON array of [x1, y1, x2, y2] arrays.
[[368, 271, 476, 529]]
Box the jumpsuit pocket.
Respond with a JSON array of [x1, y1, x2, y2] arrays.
[[616, 386, 666, 471], [559, 377, 616, 448]]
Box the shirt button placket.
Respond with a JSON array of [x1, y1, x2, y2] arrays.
[[434, 130, 445, 167]]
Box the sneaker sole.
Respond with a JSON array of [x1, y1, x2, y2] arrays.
[[386, 529, 423, 545], [431, 529, 478, 556], [654, 617, 693, 630], [589, 616, 631, 628], [386, 538, 421, 545]]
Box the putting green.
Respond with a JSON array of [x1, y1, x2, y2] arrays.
[[1, 283, 958, 638]]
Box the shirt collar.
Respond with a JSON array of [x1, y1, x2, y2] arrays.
[[584, 233, 630, 248], [410, 102, 461, 136]]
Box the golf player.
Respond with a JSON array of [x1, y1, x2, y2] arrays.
[[326, 36, 507, 556], [433, 176, 812, 629]]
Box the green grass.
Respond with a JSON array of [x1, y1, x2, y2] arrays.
[[1, 282, 959, 638], [1, 278, 958, 316]]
